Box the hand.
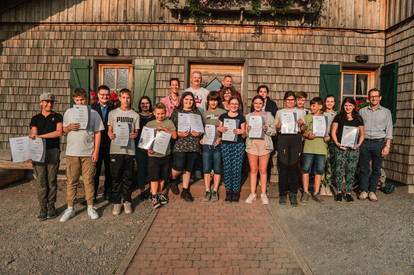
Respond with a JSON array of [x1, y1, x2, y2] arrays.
[[109, 133, 116, 140], [178, 131, 189, 138], [382, 146, 390, 157], [297, 119, 304, 125], [156, 126, 165, 132], [148, 149, 155, 154], [69, 123, 80, 131], [214, 137, 221, 148], [233, 129, 243, 135], [307, 133, 316, 140], [276, 122, 282, 130], [262, 125, 268, 132], [218, 126, 228, 133], [130, 132, 138, 139], [28, 134, 37, 140], [191, 130, 200, 137], [92, 151, 99, 163], [200, 139, 205, 145], [247, 126, 251, 132], [336, 143, 347, 150], [351, 144, 361, 150], [25, 159, 32, 163], [324, 136, 331, 142]]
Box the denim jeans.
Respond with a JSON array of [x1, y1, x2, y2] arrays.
[[359, 140, 385, 193], [301, 153, 326, 175], [202, 145, 222, 174], [135, 148, 148, 191]]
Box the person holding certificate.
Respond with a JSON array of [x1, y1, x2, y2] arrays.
[[275, 92, 306, 206], [145, 103, 177, 209], [245, 95, 276, 205], [169, 92, 203, 202], [107, 89, 140, 215], [200, 91, 226, 202], [29, 92, 63, 221], [331, 97, 365, 203], [218, 96, 246, 203]]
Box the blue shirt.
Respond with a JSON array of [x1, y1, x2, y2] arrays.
[[99, 102, 109, 120], [359, 105, 393, 140]]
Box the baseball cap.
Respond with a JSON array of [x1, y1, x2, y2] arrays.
[[39, 93, 57, 102]]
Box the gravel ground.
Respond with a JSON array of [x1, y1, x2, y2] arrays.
[[0, 178, 153, 275], [268, 184, 414, 275]]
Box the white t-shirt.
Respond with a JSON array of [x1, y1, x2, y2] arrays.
[[184, 87, 210, 113], [63, 108, 104, 157], [107, 108, 140, 155], [275, 108, 306, 133]]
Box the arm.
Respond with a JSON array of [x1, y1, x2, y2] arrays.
[[108, 125, 115, 140], [130, 129, 139, 139], [331, 122, 346, 150], [265, 114, 276, 137], [37, 122, 63, 139], [353, 125, 364, 149], [29, 126, 38, 139], [234, 122, 246, 139], [156, 125, 177, 139], [92, 131, 101, 162], [382, 112, 393, 156]]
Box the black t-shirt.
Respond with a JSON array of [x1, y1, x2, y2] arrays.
[[333, 114, 364, 143], [218, 113, 246, 144], [30, 112, 63, 150]]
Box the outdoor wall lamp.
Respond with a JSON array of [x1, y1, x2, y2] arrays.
[[355, 55, 369, 63], [106, 48, 120, 56]]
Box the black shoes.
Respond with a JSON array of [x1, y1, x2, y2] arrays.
[[345, 193, 355, 203], [232, 191, 240, 203], [279, 195, 287, 205], [169, 177, 180, 195], [47, 205, 57, 219], [37, 207, 47, 221], [225, 190, 232, 203], [180, 188, 194, 202], [289, 192, 298, 207], [335, 193, 343, 202]]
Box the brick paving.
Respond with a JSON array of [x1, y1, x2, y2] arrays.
[[126, 199, 303, 274]]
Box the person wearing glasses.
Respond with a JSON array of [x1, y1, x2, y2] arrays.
[[358, 88, 393, 202]]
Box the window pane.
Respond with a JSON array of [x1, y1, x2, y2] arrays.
[[117, 68, 129, 90], [343, 74, 355, 95], [356, 74, 368, 95], [104, 68, 116, 90]]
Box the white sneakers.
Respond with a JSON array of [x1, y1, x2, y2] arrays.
[[261, 193, 269, 205], [87, 206, 99, 220], [112, 204, 122, 215], [124, 201, 132, 214], [245, 193, 269, 204], [368, 192, 378, 202], [60, 208, 75, 222], [359, 191, 368, 200]]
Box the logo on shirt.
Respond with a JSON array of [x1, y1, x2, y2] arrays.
[[117, 117, 134, 123]]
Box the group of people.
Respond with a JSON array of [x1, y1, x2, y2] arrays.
[[28, 71, 393, 222]]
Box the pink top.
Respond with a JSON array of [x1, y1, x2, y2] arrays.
[[161, 94, 181, 117]]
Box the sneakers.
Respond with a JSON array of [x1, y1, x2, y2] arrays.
[[124, 201, 132, 214], [359, 191, 368, 200], [60, 208, 75, 222], [279, 195, 287, 205], [211, 190, 219, 202], [169, 178, 180, 195], [245, 193, 256, 204], [152, 196, 161, 209], [232, 191, 240, 203], [225, 190, 232, 203], [88, 206, 99, 220], [313, 193, 325, 203], [345, 193, 355, 203], [112, 204, 122, 215], [325, 187, 334, 197], [335, 193, 343, 202], [159, 194, 169, 205], [320, 186, 327, 196], [181, 189, 194, 202], [369, 192, 378, 202], [301, 192, 310, 203], [261, 193, 269, 205], [203, 191, 212, 202], [37, 207, 47, 221], [289, 192, 298, 207], [47, 205, 57, 219]]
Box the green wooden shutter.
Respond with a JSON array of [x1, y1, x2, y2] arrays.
[[134, 59, 156, 111], [319, 64, 341, 111], [380, 62, 398, 124], [69, 59, 90, 106]]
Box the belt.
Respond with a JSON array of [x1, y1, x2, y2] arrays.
[[365, 138, 384, 142]]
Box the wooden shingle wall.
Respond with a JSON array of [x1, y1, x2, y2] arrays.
[[386, 0, 414, 28], [384, 18, 414, 185]]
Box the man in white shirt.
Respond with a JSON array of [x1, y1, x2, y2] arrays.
[[184, 71, 209, 114]]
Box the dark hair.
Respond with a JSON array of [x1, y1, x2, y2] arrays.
[[72, 88, 87, 99], [97, 85, 110, 93], [207, 91, 221, 103], [170, 78, 180, 86], [310, 97, 324, 106], [154, 102, 166, 111], [296, 92, 308, 99], [322, 94, 336, 112], [338, 97, 363, 122], [252, 95, 265, 104], [256, 85, 269, 95], [283, 91, 296, 100], [177, 91, 197, 111], [220, 87, 234, 103], [138, 95, 153, 113], [368, 88, 381, 97], [228, 96, 240, 106]]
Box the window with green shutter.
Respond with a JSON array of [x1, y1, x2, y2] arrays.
[[133, 59, 156, 111], [319, 64, 341, 111], [69, 59, 90, 106], [380, 62, 398, 124]]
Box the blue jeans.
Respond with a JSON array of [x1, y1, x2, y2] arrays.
[[202, 145, 222, 174], [301, 153, 326, 175], [359, 140, 385, 193], [135, 149, 148, 191]]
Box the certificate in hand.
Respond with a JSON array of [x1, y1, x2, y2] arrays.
[[324, 112, 336, 131], [114, 123, 132, 147], [312, 116, 328, 137], [138, 126, 156, 150], [249, 116, 265, 139], [203, 124, 217, 146], [189, 113, 204, 133], [153, 131, 172, 155], [177, 113, 191, 133], [222, 119, 239, 142], [341, 126, 359, 148], [9, 136, 46, 163], [73, 105, 91, 130], [281, 112, 297, 134]]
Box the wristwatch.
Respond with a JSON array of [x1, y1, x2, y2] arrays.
[[385, 145, 391, 148]]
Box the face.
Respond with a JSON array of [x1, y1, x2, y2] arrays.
[[170, 80, 180, 94], [73, 96, 87, 105], [369, 91, 382, 106], [223, 90, 232, 102], [253, 98, 264, 112], [344, 102, 355, 114], [310, 103, 323, 114], [140, 98, 151, 112], [296, 97, 306, 108], [120, 93, 131, 108], [229, 98, 239, 112], [325, 97, 335, 110], [191, 73, 202, 87], [154, 108, 166, 121], [98, 89, 110, 104], [40, 100, 54, 111], [284, 96, 296, 109], [183, 95, 194, 109], [258, 88, 268, 100], [209, 99, 218, 110], [222, 77, 233, 88]]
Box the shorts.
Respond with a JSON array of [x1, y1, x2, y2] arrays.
[[147, 156, 171, 182], [202, 145, 222, 175], [172, 152, 199, 173], [301, 153, 326, 175]]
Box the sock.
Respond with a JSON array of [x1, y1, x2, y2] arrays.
[[213, 188, 218, 192], [87, 204, 94, 210], [68, 206, 74, 211], [206, 188, 211, 193]]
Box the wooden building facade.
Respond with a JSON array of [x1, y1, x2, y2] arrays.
[[0, 0, 413, 187]]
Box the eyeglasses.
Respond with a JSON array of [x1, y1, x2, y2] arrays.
[[370, 95, 380, 99], [99, 94, 110, 97]]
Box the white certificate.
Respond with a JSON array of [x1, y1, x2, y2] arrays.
[[138, 126, 156, 150], [249, 116, 265, 139], [203, 124, 217, 146], [9, 136, 45, 163], [189, 113, 204, 133], [281, 112, 297, 134], [73, 105, 90, 130], [324, 112, 336, 131], [177, 113, 191, 133], [114, 123, 131, 147], [222, 118, 238, 142], [153, 131, 172, 155], [313, 116, 328, 137], [341, 126, 359, 148]]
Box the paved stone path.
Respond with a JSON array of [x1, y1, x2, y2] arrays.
[[126, 199, 303, 274]]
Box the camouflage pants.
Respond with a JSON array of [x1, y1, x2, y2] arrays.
[[334, 146, 359, 193]]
